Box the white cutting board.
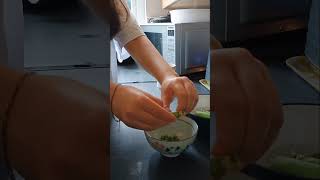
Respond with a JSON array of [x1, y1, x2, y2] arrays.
[[258, 104, 320, 167]]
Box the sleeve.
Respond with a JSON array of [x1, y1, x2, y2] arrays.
[[113, 0, 145, 49]]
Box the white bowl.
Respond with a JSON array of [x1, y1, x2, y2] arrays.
[[170, 9, 210, 23], [145, 116, 198, 157]]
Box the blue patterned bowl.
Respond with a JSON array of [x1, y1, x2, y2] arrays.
[[145, 116, 198, 157]]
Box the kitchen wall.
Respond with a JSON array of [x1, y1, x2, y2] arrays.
[[146, 0, 169, 18]]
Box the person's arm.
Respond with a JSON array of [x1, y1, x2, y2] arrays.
[[0, 67, 23, 113], [124, 35, 198, 112], [1, 66, 108, 180], [83, 0, 198, 112], [110, 81, 175, 130], [211, 47, 283, 169], [125, 36, 178, 84]]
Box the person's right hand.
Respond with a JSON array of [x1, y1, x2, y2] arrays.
[[111, 85, 176, 131], [212, 48, 284, 165]]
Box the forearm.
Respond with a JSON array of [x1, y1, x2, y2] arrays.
[[1, 66, 109, 179], [125, 36, 178, 84], [110, 81, 116, 103], [0, 66, 24, 113], [110, 81, 120, 113]]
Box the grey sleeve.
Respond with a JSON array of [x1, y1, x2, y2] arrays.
[[113, 0, 145, 48]]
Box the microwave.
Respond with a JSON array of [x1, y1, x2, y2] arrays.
[[141, 22, 210, 75]]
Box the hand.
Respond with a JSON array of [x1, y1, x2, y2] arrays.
[[161, 76, 199, 113], [7, 75, 108, 180], [212, 48, 283, 164], [111, 85, 176, 131]]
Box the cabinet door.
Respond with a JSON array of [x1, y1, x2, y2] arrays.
[[1, 0, 24, 70], [24, 6, 109, 68], [0, 0, 7, 66]]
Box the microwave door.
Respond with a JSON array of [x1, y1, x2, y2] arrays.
[[145, 32, 163, 57], [141, 24, 169, 59], [182, 27, 210, 74]]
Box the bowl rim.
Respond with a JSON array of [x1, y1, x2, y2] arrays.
[[144, 116, 198, 142]]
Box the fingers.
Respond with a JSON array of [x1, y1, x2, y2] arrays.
[[162, 77, 198, 113], [161, 87, 174, 110], [212, 48, 283, 165], [212, 56, 247, 157], [125, 106, 173, 131], [163, 80, 188, 112], [142, 95, 176, 123], [183, 78, 199, 112], [235, 62, 272, 163], [144, 92, 164, 107], [130, 93, 175, 130], [124, 112, 154, 131]]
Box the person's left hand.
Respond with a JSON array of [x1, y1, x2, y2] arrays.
[[161, 76, 199, 113]]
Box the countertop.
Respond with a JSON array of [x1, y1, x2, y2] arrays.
[[110, 81, 210, 180], [267, 61, 319, 105], [110, 58, 320, 180]]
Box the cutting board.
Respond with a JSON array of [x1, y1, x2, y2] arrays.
[[257, 104, 320, 171], [286, 56, 320, 92]]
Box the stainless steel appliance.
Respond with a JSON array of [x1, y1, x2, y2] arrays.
[[141, 22, 210, 75], [212, 0, 310, 42]]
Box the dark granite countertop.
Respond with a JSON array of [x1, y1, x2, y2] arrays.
[[267, 61, 319, 105]]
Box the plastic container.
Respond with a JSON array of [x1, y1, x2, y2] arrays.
[[170, 9, 210, 23], [162, 0, 209, 10]]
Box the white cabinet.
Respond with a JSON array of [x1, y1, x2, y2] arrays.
[[0, 0, 24, 70]]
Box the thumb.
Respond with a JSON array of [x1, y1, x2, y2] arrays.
[[161, 88, 174, 110]]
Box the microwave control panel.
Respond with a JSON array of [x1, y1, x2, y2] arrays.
[[166, 26, 176, 65]]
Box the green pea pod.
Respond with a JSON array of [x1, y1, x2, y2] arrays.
[[172, 112, 185, 118], [269, 156, 320, 179], [195, 110, 210, 119]]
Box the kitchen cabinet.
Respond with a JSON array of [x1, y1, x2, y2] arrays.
[[24, 6, 109, 68], [0, 0, 24, 70]]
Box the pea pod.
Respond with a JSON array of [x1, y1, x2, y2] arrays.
[[195, 110, 210, 119], [172, 111, 185, 118], [269, 156, 320, 179]]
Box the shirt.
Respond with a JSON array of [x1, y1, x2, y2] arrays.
[[113, 0, 145, 49], [110, 0, 146, 82]]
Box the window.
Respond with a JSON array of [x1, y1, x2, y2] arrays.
[[127, 0, 132, 9], [126, 0, 147, 24]]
